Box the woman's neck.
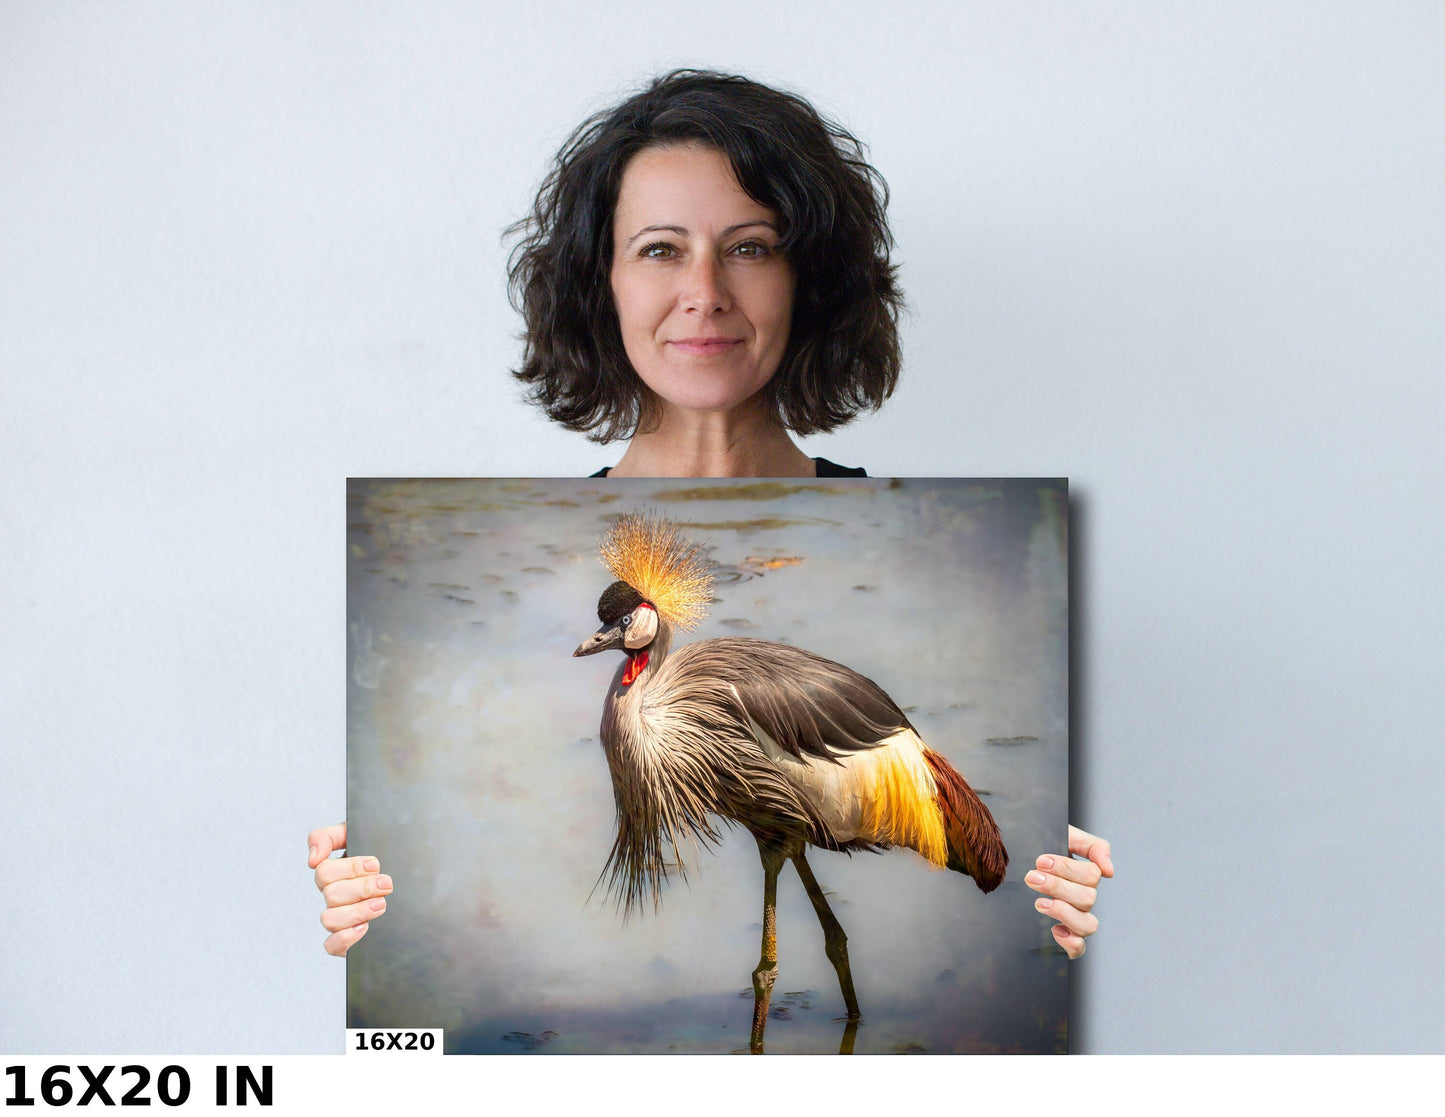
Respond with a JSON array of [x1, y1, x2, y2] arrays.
[[608, 399, 816, 478]]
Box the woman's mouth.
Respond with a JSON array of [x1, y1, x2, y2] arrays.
[[668, 337, 744, 355]]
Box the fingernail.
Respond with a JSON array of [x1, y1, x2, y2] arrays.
[[370, 898, 387, 912], [1035, 897, 1053, 912], [1026, 871, 1046, 886], [377, 875, 393, 892], [354, 921, 369, 935], [309, 845, 318, 864], [1037, 856, 1054, 870], [363, 858, 379, 873]]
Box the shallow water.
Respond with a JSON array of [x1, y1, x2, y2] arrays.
[[346, 477, 1068, 1054]]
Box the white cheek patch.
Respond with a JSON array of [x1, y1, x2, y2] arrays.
[[624, 605, 658, 649]]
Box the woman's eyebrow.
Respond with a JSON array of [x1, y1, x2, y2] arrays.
[[622, 220, 779, 248], [624, 224, 687, 247], [721, 220, 779, 238]]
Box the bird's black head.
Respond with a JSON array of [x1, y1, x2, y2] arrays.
[[574, 580, 659, 659], [597, 580, 645, 625]]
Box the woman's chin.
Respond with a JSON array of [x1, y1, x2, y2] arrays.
[[648, 379, 774, 422]]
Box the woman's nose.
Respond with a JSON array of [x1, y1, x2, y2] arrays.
[[680, 255, 731, 314]]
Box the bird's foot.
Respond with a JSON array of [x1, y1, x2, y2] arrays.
[[750, 964, 778, 1049]]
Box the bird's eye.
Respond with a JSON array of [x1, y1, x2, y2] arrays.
[[620, 615, 631, 628]]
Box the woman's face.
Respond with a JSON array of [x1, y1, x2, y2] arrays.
[[609, 144, 795, 419]]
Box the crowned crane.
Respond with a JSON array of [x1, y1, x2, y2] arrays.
[[572, 512, 1007, 1051]]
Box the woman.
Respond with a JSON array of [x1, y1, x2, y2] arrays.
[[311, 70, 1112, 963]]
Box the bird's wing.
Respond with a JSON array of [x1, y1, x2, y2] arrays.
[[662, 637, 911, 763]]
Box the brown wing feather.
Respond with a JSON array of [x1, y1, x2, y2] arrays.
[[661, 637, 911, 762]]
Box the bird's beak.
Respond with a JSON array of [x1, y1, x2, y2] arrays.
[[573, 623, 624, 657]]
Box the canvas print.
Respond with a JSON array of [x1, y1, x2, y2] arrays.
[[346, 477, 1068, 1053]]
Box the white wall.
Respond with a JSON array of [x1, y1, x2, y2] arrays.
[[3, 1, 1441, 1053]]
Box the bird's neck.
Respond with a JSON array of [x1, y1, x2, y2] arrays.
[[615, 624, 672, 695]]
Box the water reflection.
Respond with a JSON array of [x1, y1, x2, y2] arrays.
[[347, 477, 1068, 1054]]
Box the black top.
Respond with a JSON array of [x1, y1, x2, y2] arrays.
[[590, 456, 867, 478]]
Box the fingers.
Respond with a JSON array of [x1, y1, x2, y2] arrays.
[[1028, 837, 1111, 960], [309, 822, 390, 957], [314, 854, 379, 891], [1032, 894, 1098, 940], [323, 871, 394, 910], [1068, 825, 1114, 878], [323, 921, 370, 958], [319, 867, 393, 937], [1036, 852, 1102, 887], [320, 893, 390, 934], [1052, 923, 1086, 960], [308, 823, 347, 869], [1025, 857, 1098, 910]]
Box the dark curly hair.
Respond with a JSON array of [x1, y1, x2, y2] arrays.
[[507, 69, 903, 444]]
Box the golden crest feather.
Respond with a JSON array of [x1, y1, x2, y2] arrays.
[[598, 512, 714, 630]]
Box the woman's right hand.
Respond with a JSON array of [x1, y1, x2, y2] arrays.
[[308, 823, 392, 957]]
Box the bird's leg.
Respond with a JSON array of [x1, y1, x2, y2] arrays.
[[791, 850, 862, 1021], [749, 840, 786, 1053]]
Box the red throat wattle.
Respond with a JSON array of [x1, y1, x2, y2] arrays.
[[620, 652, 650, 687]]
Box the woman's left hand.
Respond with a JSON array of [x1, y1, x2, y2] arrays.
[[1025, 825, 1113, 959]]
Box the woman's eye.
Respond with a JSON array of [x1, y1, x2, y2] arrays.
[[731, 241, 769, 258], [639, 242, 675, 259]]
